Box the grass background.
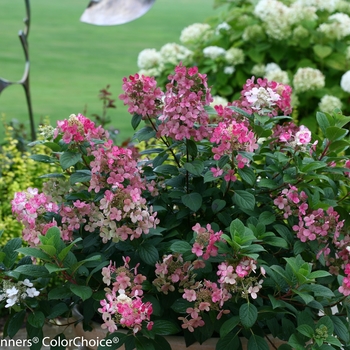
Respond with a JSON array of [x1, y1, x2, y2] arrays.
[[0, 0, 220, 142]]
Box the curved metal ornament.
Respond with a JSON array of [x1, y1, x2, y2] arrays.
[[80, 0, 156, 26], [0, 0, 35, 140]]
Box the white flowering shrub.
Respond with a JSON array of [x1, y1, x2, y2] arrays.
[[135, 0, 350, 130]]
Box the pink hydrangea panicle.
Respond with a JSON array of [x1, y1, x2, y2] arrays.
[[157, 63, 213, 141], [119, 73, 164, 119], [55, 113, 108, 144], [234, 77, 292, 117]]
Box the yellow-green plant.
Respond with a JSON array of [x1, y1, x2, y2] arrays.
[[0, 121, 55, 241]]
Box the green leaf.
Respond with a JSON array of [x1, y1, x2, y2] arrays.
[[16, 247, 51, 261], [3, 238, 22, 268], [203, 170, 217, 183], [14, 265, 50, 278], [51, 334, 67, 350], [170, 241, 192, 254], [331, 316, 350, 343], [59, 151, 82, 170], [131, 113, 142, 130], [258, 212, 276, 226], [239, 303, 258, 328], [183, 160, 204, 176], [150, 320, 180, 335], [300, 161, 326, 173], [69, 285, 93, 301], [170, 298, 192, 313], [216, 333, 240, 350], [39, 172, 65, 179], [264, 236, 288, 249], [30, 154, 56, 163], [45, 263, 68, 274], [43, 141, 61, 152], [233, 190, 255, 211], [46, 303, 69, 319], [297, 324, 314, 337], [247, 334, 269, 350], [39, 245, 57, 257], [316, 112, 331, 134], [133, 126, 156, 142], [7, 310, 26, 338], [325, 126, 348, 142], [313, 45, 332, 59], [212, 199, 226, 214], [220, 316, 240, 338], [58, 237, 83, 261], [153, 164, 179, 176], [186, 139, 198, 157], [238, 167, 256, 185], [69, 170, 91, 185], [28, 311, 45, 328], [181, 192, 202, 212], [138, 243, 159, 265], [48, 287, 74, 300]]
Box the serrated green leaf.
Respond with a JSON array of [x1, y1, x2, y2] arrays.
[[183, 160, 204, 176], [170, 241, 192, 254], [325, 126, 348, 142], [150, 320, 180, 335], [247, 334, 269, 350], [16, 247, 51, 261], [233, 190, 255, 211], [297, 324, 314, 337], [7, 310, 26, 338], [131, 113, 142, 130], [70, 285, 92, 301], [14, 265, 50, 278], [30, 154, 56, 163], [48, 287, 74, 300], [45, 263, 68, 274], [181, 192, 202, 212], [212, 199, 226, 214], [239, 303, 258, 328], [138, 243, 159, 265], [43, 141, 61, 152], [69, 170, 91, 185], [3, 238, 22, 268], [59, 151, 82, 170], [220, 316, 240, 338], [153, 164, 179, 176], [28, 311, 45, 328]]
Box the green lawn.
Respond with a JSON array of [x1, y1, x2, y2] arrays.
[[0, 0, 219, 142]]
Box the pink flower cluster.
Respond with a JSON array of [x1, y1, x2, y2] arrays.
[[54, 113, 108, 144], [233, 77, 292, 117], [209, 120, 258, 181], [179, 280, 231, 332], [11, 188, 59, 245], [217, 259, 263, 300], [153, 254, 195, 294], [157, 64, 213, 141], [339, 263, 350, 296], [273, 185, 308, 219], [98, 258, 153, 333], [191, 223, 223, 260], [272, 122, 311, 146], [87, 140, 159, 242], [293, 207, 344, 244], [119, 74, 164, 119]]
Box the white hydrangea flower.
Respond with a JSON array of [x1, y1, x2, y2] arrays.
[[203, 46, 226, 60], [254, 0, 293, 40], [160, 43, 193, 65], [5, 297, 18, 308], [215, 22, 231, 35], [211, 96, 228, 107], [265, 63, 281, 74], [293, 67, 325, 93], [138, 68, 162, 77], [116, 290, 133, 305], [137, 48, 162, 70], [318, 95, 342, 113], [22, 279, 34, 287], [224, 66, 235, 75], [180, 23, 212, 45], [251, 64, 266, 77], [225, 48, 245, 65], [318, 13, 350, 40], [265, 70, 290, 85], [6, 286, 19, 297], [294, 0, 338, 12], [26, 287, 40, 298], [340, 70, 350, 93]]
